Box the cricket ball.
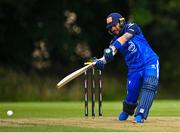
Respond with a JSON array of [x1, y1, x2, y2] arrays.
[[7, 110, 13, 116]]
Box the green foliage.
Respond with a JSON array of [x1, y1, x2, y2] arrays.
[[0, 0, 179, 101], [0, 67, 57, 101], [0, 66, 179, 101], [132, 8, 153, 26]]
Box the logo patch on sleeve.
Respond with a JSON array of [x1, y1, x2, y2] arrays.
[[107, 17, 112, 24]]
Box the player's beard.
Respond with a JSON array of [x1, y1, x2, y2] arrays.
[[113, 30, 120, 35], [112, 28, 122, 36], [112, 26, 122, 36]]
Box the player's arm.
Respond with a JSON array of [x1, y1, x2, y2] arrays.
[[117, 32, 133, 45], [102, 23, 141, 62], [95, 33, 134, 69], [102, 45, 117, 63], [101, 32, 133, 63], [96, 45, 116, 65], [113, 23, 141, 48], [94, 44, 117, 70], [112, 32, 133, 49], [94, 36, 125, 70], [95, 23, 141, 70]]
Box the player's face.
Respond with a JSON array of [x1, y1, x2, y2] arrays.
[[109, 23, 121, 35]]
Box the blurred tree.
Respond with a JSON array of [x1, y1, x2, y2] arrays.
[[0, 1, 31, 68], [0, 0, 179, 100], [128, 0, 180, 95]]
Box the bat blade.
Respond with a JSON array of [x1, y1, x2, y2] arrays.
[[57, 62, 95, 89]]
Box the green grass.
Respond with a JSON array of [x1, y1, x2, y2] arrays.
[[0, 100, 180, 131], [151, 100, 180, 116], [0, 125, 116, 132]]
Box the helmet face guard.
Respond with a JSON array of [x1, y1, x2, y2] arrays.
[[106, 13, 125, 35], [107, 17, 125, 35]]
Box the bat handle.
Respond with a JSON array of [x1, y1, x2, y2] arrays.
[[98, 49, 116, 64], [99, 56, 107, 64]]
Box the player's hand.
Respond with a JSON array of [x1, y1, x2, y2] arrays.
[[93, 57, 105, 70], [103, 48, 114, 62]]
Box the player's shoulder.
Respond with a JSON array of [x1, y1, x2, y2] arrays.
[[125, 22, 141, 35], [126, 22, 140, 30]]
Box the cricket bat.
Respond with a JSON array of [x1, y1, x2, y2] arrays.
[[57, 62, 95, 89]]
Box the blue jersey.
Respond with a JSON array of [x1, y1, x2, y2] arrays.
[[111, 23, 159, 72]]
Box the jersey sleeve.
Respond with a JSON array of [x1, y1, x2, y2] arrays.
[[126, 23, 141, 36], [111, 40, 122, 50], [110, 23, 141, 50], [109, 35, 118, 45]]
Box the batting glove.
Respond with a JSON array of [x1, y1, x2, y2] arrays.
[[103, 48, 114, 62], [93, 57, 105, 70]]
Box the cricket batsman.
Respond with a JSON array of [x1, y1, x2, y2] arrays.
[[93, 12, 160, 123]]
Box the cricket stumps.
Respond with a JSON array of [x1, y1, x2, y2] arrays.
[[84, 62, 102, 118]]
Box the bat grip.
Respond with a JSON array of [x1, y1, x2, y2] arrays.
[[99, 56, 107, 64], [98, 50, 116, 64]]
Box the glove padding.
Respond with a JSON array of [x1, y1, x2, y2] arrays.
[[103, 48, 114, 62], [93, 57, 105, 70]]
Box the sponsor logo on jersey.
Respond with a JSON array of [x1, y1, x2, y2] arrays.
[[151, 64, 156, 69], [128, 41, 137, 54]]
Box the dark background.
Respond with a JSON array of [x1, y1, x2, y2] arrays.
[[0, 0, 179, 101]]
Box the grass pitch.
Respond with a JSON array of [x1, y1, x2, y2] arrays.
[[0, 100, 180, 131]]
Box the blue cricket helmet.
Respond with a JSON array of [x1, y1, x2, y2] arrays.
[[106, 12, 125, 28]]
